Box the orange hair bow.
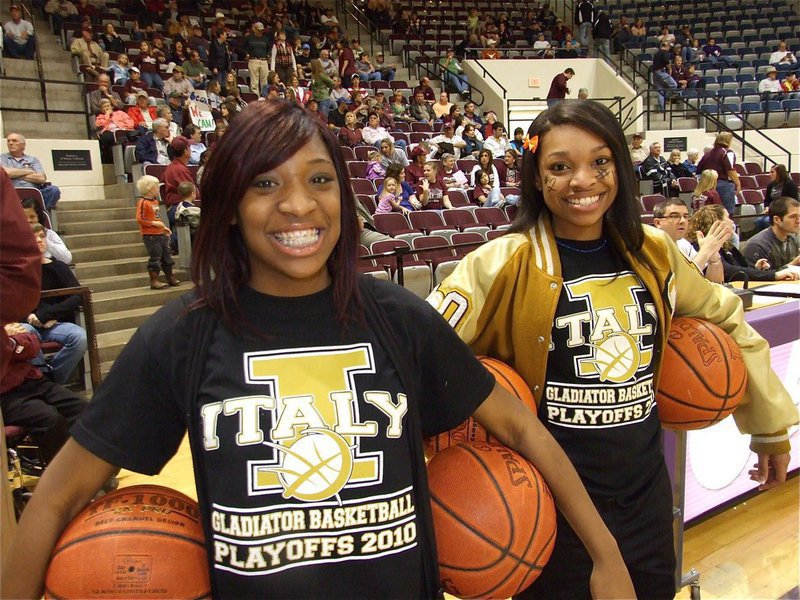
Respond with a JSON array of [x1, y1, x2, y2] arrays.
[[523, 134, 539, 153]]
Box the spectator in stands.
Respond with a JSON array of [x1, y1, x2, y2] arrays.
[[188, 24, 209, 60], [509, 127, 524, 154], [473, 168, 506, 207], [462, 101, 483, 128], [769, 41, 796, 67], [429, 124, 466, 160], [128, 90, 158, 129], [1, 134, 61, 211], [70, 26, 108, 79], [381, 163, 422, 212], [439, 48, 469, 96], [134, 175, 178, 289], [309, 58, 335, 117], [612, 16, 631, 53], [418, 161, 453, 210], [44, 0, 77, 36], [109, 53, 131, 86], [270, 30, 299, 88], [3, 4, 35, 60], [782, 72, 800, 98], [21, 198, 70, 264], [702, 37, 734, 66], [483, 123, 510, 158], [362, 112, 406, 150], [337, 111, 362, 147], [164, 93, 187, 130], [181, 50, 206, 90], [318, 48, 337, 78], [305, 98, 328, 124], [135, 41, 165, 91], [641, 142, 679, 197], [652, 42, 677, 110], [296, 43, 312, 78], [440, 153, 469, 189], [577, 88, 590, 99], [410, 91, 436, 124], [628, 132, 647, 164], [95, 98, 137, 161], [657, 26, 675, 48], [183, 124, 207, 166], [123, 67, 147, 103], [378, 138, 409, 169], [674, 24, 692, 48], [574, 0, 594, 47], [374, 176, 405, 215], [593, 12, 612, 58], [688, 205, 798, 282], [162, 136, 196, 248], [680, 148, 699, 177], [337, 38, 357, 81], [205, 79, 222, 113], [546, 67, 574, 107], [533, 34, 554, 59], [652, 200, 728, 283], [469, 148, 500, 189], [365, 150, 386, 183], [499, 149, 521, 188], [696, 131, 741, 216], [744, 196, 800, 270], [1, 321, 87, 464], [329, 75, 350, 104], [20, 224, 88, 385], [389, 91, 411, 122], [461, 123, 483, 158], [170, 40, 189, 66], [666, 149, 690, 179], [629, 17, 646, 43], [355, 52, 381, 81], [209, 29, 232, 85], [134, 118, 171, 165], [163, 65, 194, 99], [372, 52, 395, 82], [286, 75, 310, 104], [432, 92, 453, 120], [87, 73, 123, 114], [563, 33, 581, 52], [766, 165, 799, 206], [326, 97, 349, 133], [404, 144, 429, 185], [671, 55, 691, 90], [691, 169, 722, 211], [413, 77, 436, 103], [759, 67, 786, 100]]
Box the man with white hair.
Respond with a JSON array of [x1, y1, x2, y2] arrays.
[[1, 134, 61, 210], [134, 119, 171, 165], [640, 141, 679, 197], [682, 148, 700, 176]]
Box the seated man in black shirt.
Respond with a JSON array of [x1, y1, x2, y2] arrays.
[[326, 97, 350, 133], [20, 224, 87, 385], [640, 142, 679, 198]]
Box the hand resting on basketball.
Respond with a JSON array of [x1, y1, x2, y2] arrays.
[[473, 381, 636, 599]]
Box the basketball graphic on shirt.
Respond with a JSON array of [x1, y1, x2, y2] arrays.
[[590, 332, 641, 383], [268, 429, 354, 502]]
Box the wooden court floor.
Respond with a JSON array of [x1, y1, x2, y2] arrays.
[[108, 436, 800, 600]]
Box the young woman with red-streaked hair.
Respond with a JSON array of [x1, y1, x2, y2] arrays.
[[2, 101, 634, 600]]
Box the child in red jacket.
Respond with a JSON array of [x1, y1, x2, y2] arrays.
[[136, 175, 179, 290]]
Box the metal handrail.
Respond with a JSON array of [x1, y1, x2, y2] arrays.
[[15, 0, 49, 120]]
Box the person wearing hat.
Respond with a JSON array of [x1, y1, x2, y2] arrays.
[[355, 52, 382, 81], [243, 21, 270, 93], [373, 51, 396, 82], [166, 90, 189, 129], [438, 48, 469, 95], [123, 66, 147, 103], [163, 135, 199, 251], [70, 25, 108, 78], [188, 23, 210, 60], [163, 65, 194, 98], [3, 4, 35, 59], [759, 66, 786, 99], [326, 97, 351, 133], [181, 49, 207, 89], [127, 90, 159, 129], [629, 133, 647, 164], [296, 42, 312, 79]]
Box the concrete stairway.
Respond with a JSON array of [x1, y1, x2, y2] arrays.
[[0, 0, 89, 139], [56, 175, 189, 377]]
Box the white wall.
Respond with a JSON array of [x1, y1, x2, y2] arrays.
[[13, 139, 104, 189]]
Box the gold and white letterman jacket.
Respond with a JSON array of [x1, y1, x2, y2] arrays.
[[428, 216, 798, 456]]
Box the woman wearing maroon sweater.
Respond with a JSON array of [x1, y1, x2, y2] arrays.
[[337, 111, 363, 147]]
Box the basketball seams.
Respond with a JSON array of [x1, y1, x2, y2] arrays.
[[52, 528, 207, 559]]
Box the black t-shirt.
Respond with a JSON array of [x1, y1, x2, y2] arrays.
[[541, 239, 663, 500], [72, 278, 494, 599]]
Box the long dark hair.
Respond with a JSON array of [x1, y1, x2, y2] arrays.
[[510, 101, 647, 262], [191, 100, 361, 329]]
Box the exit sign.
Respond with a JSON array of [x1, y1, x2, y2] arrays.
[[528, 78, 541, 87]]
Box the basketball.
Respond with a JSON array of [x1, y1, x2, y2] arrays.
[[45, 485, 210, 599], [427, 442, 556, 599], [424, 357, 537, 458], [656, 317, 747, 430]]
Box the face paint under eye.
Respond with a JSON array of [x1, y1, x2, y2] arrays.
[[544, 173, 557, 192]]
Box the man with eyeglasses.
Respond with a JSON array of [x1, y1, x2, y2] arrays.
[[653, 200, 730, 283]]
